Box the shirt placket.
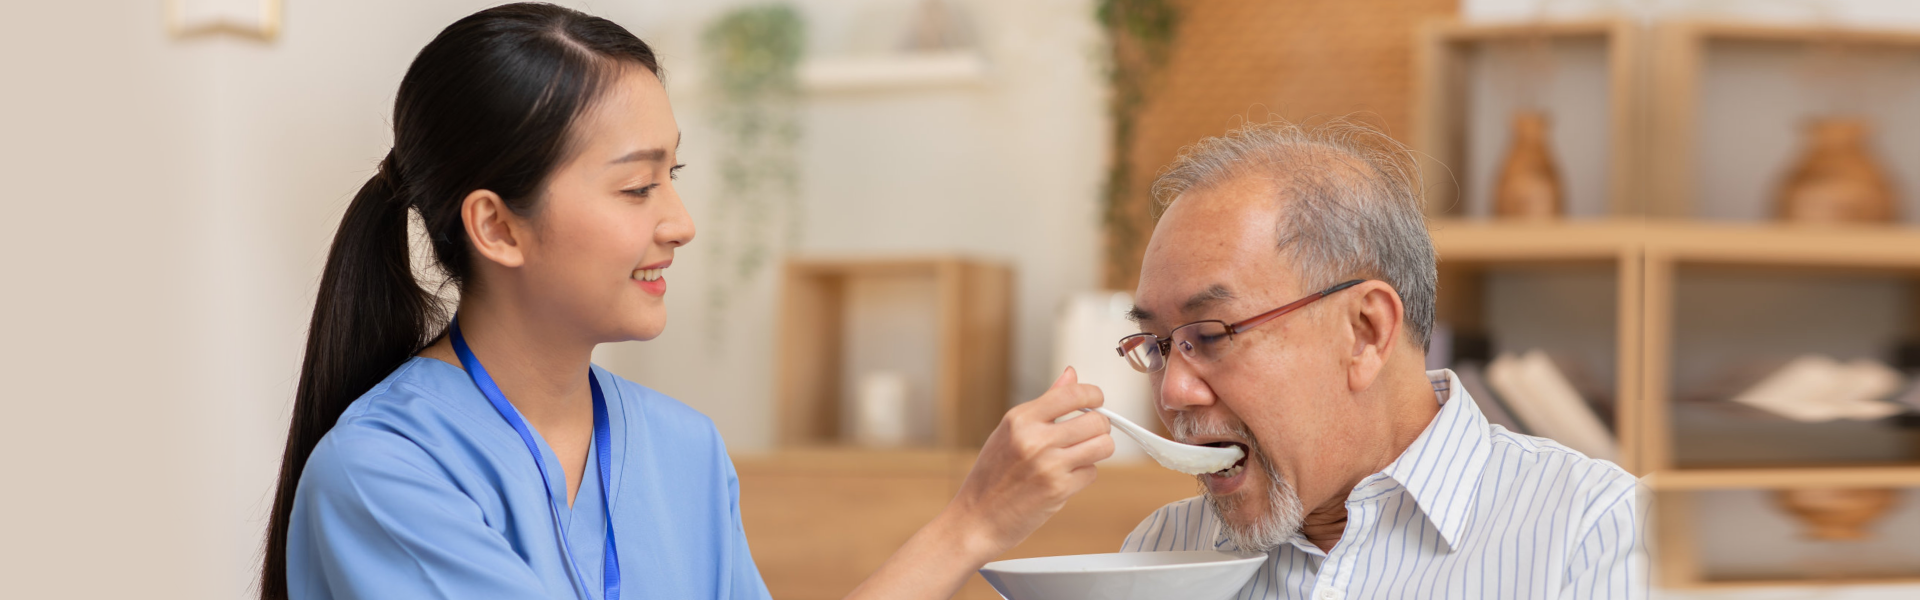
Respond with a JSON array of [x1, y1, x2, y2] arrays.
[[1309, 475, 1396, 600]]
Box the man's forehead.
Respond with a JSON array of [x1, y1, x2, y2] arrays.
[[1132, 177, 1290, 324]]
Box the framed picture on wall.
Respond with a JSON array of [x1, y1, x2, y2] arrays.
[[165, 0, 281, 42]]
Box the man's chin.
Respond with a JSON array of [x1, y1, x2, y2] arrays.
[[1202, 462, 1305, 552]]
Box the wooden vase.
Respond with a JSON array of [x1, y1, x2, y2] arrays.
[[1776, 117, 1898, 223], [1772, 487, 1899, 541], [1494, 111, 1565, 220]]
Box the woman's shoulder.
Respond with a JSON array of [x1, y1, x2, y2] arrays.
[[333, 357, 489, 429], [307, 358, 497, 472]]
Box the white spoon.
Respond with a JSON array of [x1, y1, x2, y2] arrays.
[[1082, 407, 1245, 475]]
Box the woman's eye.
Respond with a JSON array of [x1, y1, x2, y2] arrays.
[[624, 184, 659, 198], [669, 163, 686, 181]]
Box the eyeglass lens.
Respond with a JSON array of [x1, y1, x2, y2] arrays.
[[1120, 321, 1233, 374]]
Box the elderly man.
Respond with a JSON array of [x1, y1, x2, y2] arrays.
[[1116, 122, 1644, 599]]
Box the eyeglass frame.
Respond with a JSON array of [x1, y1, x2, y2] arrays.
[[1115, 279, 1368, 373]]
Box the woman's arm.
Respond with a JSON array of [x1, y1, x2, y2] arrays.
[[844, 367, 1115, 600]]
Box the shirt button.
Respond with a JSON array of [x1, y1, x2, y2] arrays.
[[1317, 588, 1342, 600]]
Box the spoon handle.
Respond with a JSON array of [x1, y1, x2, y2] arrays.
[[1084, 407, 1155, 446]]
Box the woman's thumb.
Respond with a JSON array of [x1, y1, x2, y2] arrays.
[[1050, 366, 1078, 390]]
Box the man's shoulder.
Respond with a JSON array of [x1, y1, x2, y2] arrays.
[[1486, 428, 1634, 481], [1484, 428, 1641, 525]]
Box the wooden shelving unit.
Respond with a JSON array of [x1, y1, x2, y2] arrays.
[[1430, 219, 1920, 589], [1641, 222, 1920, 589], [775, 256, 1012, 449], [1416, 13, 1920, 588]]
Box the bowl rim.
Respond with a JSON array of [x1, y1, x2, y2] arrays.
[[980, 550, 1268, 575]]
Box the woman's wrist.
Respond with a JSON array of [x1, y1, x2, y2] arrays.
[[927, 500, 1004, 569]]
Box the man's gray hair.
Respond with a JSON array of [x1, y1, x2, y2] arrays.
[[1151, 119, 1438, 350]]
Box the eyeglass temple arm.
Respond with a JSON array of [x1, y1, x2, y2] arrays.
[[1228, 278, 1368, 334], [1320, 279, 1365, 295]]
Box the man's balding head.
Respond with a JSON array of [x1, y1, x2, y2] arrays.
[[1151, 120, 1437, 350]]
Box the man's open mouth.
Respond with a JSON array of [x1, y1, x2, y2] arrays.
[[1201, 441, 1251, 477]]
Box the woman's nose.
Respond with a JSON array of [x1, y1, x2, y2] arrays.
[[659, 188, 695, 247]]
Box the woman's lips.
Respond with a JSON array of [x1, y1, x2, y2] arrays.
[[632, 265, 668, 296]]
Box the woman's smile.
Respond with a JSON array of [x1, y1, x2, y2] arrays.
[[632, 261, 669, 296]]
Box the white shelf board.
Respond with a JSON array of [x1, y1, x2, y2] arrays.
[[798, 50, 989, 93]]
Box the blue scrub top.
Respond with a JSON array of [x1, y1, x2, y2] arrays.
[[287, 357, 772, 600]]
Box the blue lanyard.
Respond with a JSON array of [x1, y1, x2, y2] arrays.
[[450, 318, 621, 600]]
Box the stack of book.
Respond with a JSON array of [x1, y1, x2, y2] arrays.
[[1453, 350, 1619, 462]]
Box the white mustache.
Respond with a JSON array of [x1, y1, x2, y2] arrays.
[[1170, 412, 1260, 453]]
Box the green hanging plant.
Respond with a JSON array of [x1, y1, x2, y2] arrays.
[[701, 4, 805, 345], [1096, 0, 1177, 289]]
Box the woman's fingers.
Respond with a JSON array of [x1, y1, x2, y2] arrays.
[[1052, 407, 1110, 446], [1017, 371, 1106, 425], [1057, 427, 1117, 467]]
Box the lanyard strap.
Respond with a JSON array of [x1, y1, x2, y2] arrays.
[[451, 318, 621, 600]]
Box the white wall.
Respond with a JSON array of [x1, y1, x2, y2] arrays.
[[0, 1, 1106, 598]]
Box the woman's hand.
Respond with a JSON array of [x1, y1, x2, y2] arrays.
[[945, 367, 1116, 560], [844, 367, 1115, 600]]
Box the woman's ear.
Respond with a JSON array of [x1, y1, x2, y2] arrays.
[[1346, 281, 1405, 393], [462, 189, 529, 268]]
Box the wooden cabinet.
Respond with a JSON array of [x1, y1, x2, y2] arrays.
[[735, 449, 1196, 600]]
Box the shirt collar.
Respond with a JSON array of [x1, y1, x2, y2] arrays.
[[1369, 368, 1493, 552]]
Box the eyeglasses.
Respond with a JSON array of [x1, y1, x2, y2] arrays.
[[1117, 279, 1366, 374]]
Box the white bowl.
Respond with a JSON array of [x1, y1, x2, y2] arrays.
[[979, 550, 1267, 600]]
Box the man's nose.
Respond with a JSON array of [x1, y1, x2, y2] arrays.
[[1156, 351, 1218, 413]]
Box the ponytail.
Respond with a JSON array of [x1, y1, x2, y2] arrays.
[[259, 5, 662, 597], [261, 152, 442, 600]]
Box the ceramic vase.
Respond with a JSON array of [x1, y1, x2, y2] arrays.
[[1776, 117, 1898, 223], [1494, 111, 1565, 220]]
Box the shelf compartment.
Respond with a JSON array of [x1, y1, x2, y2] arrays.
[[775, 256, 1011, 449], [1655, 488, 1920, 589], [1429, 218, 1643, 472], [1648, 21, 1920, 222], [1413, 19, 1640, 218]]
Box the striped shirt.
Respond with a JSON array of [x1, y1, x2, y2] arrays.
[[1121, 369, 1647, 600]]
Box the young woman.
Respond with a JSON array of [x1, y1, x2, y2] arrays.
[[260, 4, 1113, 600]]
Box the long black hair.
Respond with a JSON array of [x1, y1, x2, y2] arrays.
[[262, 4, 660, 598]]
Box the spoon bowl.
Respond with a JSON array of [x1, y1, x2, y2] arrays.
[[1084, 407, 1243, 475]]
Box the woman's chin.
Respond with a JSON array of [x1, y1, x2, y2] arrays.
[[603, 311, 666, 344]]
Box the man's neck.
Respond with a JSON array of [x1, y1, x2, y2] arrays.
[[1300, 364, 1443, 553]]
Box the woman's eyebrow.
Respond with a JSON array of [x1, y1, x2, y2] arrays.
[[610, 148, 667, 164], [608, 133, 683, 165]]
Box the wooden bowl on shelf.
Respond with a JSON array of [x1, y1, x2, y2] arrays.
[[1772, 487, 1900, 541]]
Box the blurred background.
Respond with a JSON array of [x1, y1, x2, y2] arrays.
[[7, 0, 1920, 598]]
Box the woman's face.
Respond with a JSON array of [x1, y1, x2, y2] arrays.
[[516, 66, 690, 343]]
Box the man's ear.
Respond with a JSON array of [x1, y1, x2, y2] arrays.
[[462, 189, 528, 268], [1345, 281, 1405, 392]]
